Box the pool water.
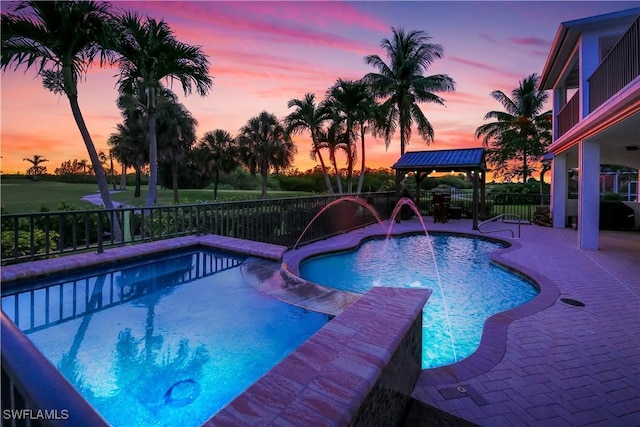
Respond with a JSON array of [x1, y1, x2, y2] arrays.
[[2, 250, 328, 427], [299, 234, 539, 369]]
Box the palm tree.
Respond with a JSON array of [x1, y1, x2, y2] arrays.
[[2, 1, 122, 240], [98, 150, 117, 190], [363, 27, 456, 156], [197, 129, 239, 200], [112, 11, 212, 207], [23, 154, 48, 179], [77, 159, 88, 175], [324, 79, 367, 193], [475, 73, 551, 183], [316, 123, 348, 194], [238, 111, 296, 198], [284, 93, 333, 193], [154, 92, 197, 204], [108, 119, 147, 197]]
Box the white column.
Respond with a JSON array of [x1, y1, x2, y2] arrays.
[[551, 153, 568, 228], [578, 139, 600, 250]]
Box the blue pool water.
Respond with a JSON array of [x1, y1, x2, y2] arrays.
[[299, 234, 539, 369], [2, 250, 328, 427]]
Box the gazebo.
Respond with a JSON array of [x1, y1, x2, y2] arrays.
[[392, 148, 487, 229]]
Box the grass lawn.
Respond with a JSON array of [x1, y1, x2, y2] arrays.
[[1, 179, 101, 213], [1, 178, 315, 213]]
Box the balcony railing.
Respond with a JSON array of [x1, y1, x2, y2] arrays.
[[557, 90, 580, 137], [589, 16, 640, 112]]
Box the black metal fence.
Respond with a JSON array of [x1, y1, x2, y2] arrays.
[[417, 191, 551, 222], [0, 192, 397, 266]]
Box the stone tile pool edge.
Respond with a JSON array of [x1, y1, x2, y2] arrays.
[[1, 234, 430, 426]]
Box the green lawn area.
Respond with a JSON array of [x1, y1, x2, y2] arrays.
[[0, 178, 315, 213], [1, 179, 101, 213]]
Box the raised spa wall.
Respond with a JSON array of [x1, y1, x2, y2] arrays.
[[207, 286, 430, 426]]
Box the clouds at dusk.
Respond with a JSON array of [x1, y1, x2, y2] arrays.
[[1, 1, 635, 175]]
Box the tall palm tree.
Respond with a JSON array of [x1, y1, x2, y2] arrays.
[[324, 79, 365, 193], [197, 129, 239, 200], [2, 1, 122, 240], [238, 111, 296, 198], [475, 73, 551, 183], [284, 93, 333, 193], [112, 11, 212, 207], [363, 27, 456, 156], [23, 154, 48, 178]]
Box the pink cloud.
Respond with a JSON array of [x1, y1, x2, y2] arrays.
[[509, 36, 551, 48], [446, 56, 523, 82]]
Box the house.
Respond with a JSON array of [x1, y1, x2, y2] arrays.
[[539, 7, 640, 250]]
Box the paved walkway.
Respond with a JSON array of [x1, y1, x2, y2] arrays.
[[405, 219, 640, 426]]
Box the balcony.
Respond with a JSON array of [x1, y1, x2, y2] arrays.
[[588, 17, 640, 111], [557, 90, 580, 138]]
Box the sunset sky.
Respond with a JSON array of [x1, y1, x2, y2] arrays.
[[1, 1, 636, 175]]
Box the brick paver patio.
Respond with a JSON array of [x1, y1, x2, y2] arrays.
[[407, 219, 640, 426]]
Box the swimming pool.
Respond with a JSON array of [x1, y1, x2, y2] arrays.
[[299, 234, 539, 369], [2, 249, 328, 427]]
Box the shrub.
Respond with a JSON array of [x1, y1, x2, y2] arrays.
[[1, 229, 60, 259]]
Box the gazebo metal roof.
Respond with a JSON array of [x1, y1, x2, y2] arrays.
[[392, 148, 485, 172]]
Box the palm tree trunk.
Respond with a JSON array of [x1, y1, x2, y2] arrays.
[[522, 147, 528, 183], [67, 95, 123, 242], [214, 168, 219, 200], [134, 166, 141, 198], [356, 124, 366, 194], [332, 157, 343, 194], [110, 156, 116, 190], [260, 161, 268, 198], [313, 140, 333, 194], [146, 88, 158, 207], [120, 165, 127, 190], [172, 159, 179, 204]]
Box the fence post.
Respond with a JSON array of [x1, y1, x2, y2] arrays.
[[97, 212, 104, 254]]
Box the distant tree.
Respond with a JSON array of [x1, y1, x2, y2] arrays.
[[238, 111, 296, 198], [154, 91, 197, 204], [108, 120, 147, 197], [54, 159, 87, 175], [77, 159, 89, 175], [316, 122, 348, 194], [197, 129, 239, 200], [284, 93, 333, 193], [23, 154, 48, 178], [363, 27, 455, 155], [98, 150, 117, 190], [475, 73, 551, 183], [1, 0, 122, 239], [112, 11, 213, 207]]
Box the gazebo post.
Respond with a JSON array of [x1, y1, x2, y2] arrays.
[[480, 170, 486, 219], [415, 171, 425, 215], [471, 170, 479, 230]]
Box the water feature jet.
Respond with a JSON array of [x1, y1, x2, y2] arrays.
[[292, 196, 386, 250]]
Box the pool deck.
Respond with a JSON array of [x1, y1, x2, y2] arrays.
[[334, 218, 639, 426]]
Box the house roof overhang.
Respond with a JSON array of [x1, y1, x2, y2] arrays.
[[539, 7, 640, 90]]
